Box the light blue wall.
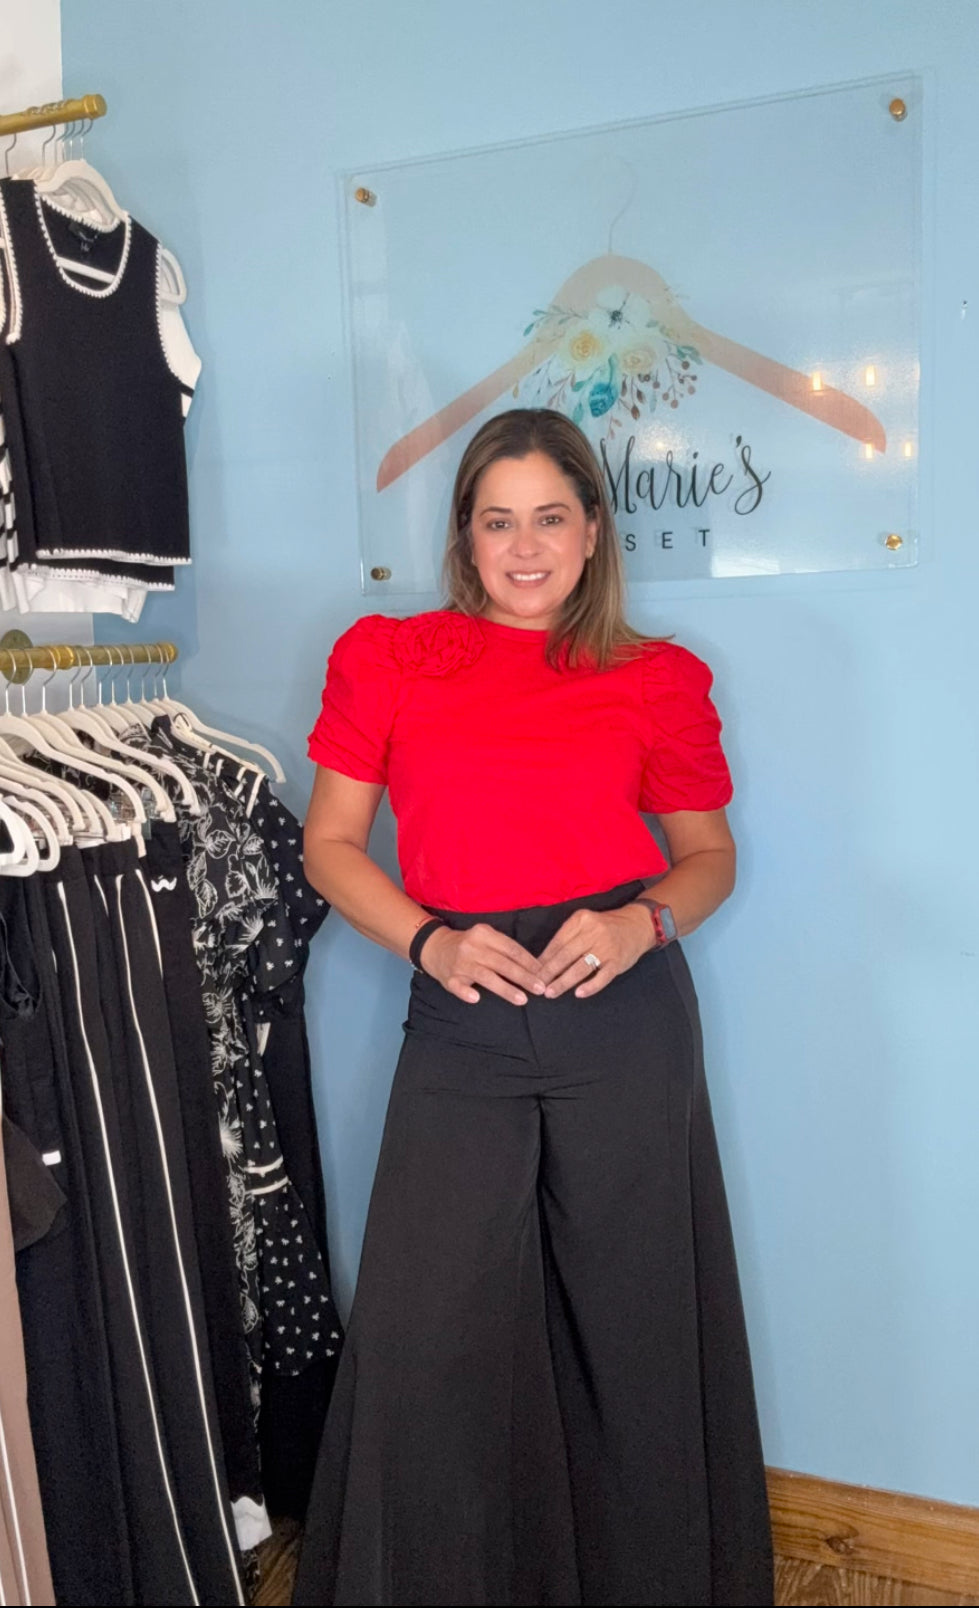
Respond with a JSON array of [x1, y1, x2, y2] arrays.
[[61, 0, 979, 1506]]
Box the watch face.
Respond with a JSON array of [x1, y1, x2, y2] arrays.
[[658, 904, 678, 943]]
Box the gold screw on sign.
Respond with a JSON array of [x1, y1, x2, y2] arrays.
[[354, 186, 377, 206], [884, 533, 904, 550], [370, 566, 392, 581], [889, 98, 908, 121]]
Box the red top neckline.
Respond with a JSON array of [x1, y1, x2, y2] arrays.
[[476, 616, 551, 640]]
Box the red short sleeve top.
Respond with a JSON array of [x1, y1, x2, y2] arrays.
[[308, 611, 733, 912]]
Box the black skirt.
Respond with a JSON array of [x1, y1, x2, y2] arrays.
[[294, 882, 772, 1606]]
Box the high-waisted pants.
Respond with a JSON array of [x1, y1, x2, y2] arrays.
[[295, 882, 773, 1607]]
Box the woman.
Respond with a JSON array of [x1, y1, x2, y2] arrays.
[[294, 409, 772, 1607]]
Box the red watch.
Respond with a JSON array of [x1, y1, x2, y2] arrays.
[[637, 899, 677, 948]]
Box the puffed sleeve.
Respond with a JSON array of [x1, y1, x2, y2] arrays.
[[307, 615, 401, 784], [638, 643, 734, 813]]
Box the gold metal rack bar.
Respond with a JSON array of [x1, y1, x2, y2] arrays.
[[0, 637, 177, 686], [0, 93, 107, 138]]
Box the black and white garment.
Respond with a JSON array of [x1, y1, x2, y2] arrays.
[[203, 760, 338, 1363], [0, 685, 340, 1597], [123, 717, 338, 1394], [202, 755, 342, 1519], [1, 851, 246, 1606], [217, 764, 331, 964], [0, 873, 133, 1605], [0, 174, 200, 615], [143, 821, 263, 1523]]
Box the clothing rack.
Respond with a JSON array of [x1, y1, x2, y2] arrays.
[[0, 94, 107, 139], [0, 632, 176, 684]]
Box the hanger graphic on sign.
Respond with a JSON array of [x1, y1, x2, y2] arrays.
[[376, 252, 886, 490]]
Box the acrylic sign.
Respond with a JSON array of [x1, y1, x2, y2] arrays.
[[345, 75, 920, 592]]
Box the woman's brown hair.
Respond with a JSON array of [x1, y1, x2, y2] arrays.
[[443, 408, 654, 669]]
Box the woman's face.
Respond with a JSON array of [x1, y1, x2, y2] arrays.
[[470, 451, 598, 631]]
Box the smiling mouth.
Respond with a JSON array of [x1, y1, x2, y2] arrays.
[[506, 571, 550, 585]]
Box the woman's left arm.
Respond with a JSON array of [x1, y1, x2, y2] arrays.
[[538, 808, 736, 999], [643, 807, 737, 936]]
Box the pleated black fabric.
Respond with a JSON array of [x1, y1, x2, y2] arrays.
[[295, 882, 772, 1608], [85, 840, 245, 1605], [43, 849, 201, 1604], [0, 873, 133, 1605]]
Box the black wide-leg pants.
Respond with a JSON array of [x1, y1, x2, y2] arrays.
[[295, 883, 772, 1607]]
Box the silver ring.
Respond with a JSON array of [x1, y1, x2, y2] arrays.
[[583, 952, 601, 971]]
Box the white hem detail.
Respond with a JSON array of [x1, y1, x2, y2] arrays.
[[20, 562, 174, 590], [34, 548, 191, 565]]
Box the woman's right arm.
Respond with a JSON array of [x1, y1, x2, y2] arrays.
[[303, 765, 543, 1005], [303, 764, 430, 956]]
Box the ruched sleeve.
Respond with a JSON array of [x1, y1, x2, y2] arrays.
[[638, 643, 734, 814], [307, 615, 401, 784]]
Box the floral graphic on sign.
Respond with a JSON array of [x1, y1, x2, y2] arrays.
[[518, 286, 702, 445]]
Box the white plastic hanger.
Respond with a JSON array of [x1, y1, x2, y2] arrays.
[[81, 647, 200, 813], [34, 157, 121, 225], [56, 767, 125, 844], [0, 770, 72, 846], [0, 644, 113, 844], [205, 753, 265, 820], [12, 115, 187, 303], [40, 696, 174, 822], [147, 656, 286, 783], [0, 676, 146, 850], [170, 710, 284, 783], [0, 796, 38, 875], [0, 675, 75, 848], [4, 793, 60, 869], [1, 119, 184, 303], [39, 652, 176, 822], [0, 728, 108, 838], [0, 742, 97, 838], [87, 646, 150, 733], [157, 697, 282, 784]]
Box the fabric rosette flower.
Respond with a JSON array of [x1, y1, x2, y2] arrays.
[[393, 612, 485, 677]]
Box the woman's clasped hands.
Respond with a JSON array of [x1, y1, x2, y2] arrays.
[[419, 903, 656, 1006]]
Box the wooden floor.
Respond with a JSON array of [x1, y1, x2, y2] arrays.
[[774, 1557, 979, 1605], [253, 1519, 302, 1607], [251, 1523, 979, 1606]]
